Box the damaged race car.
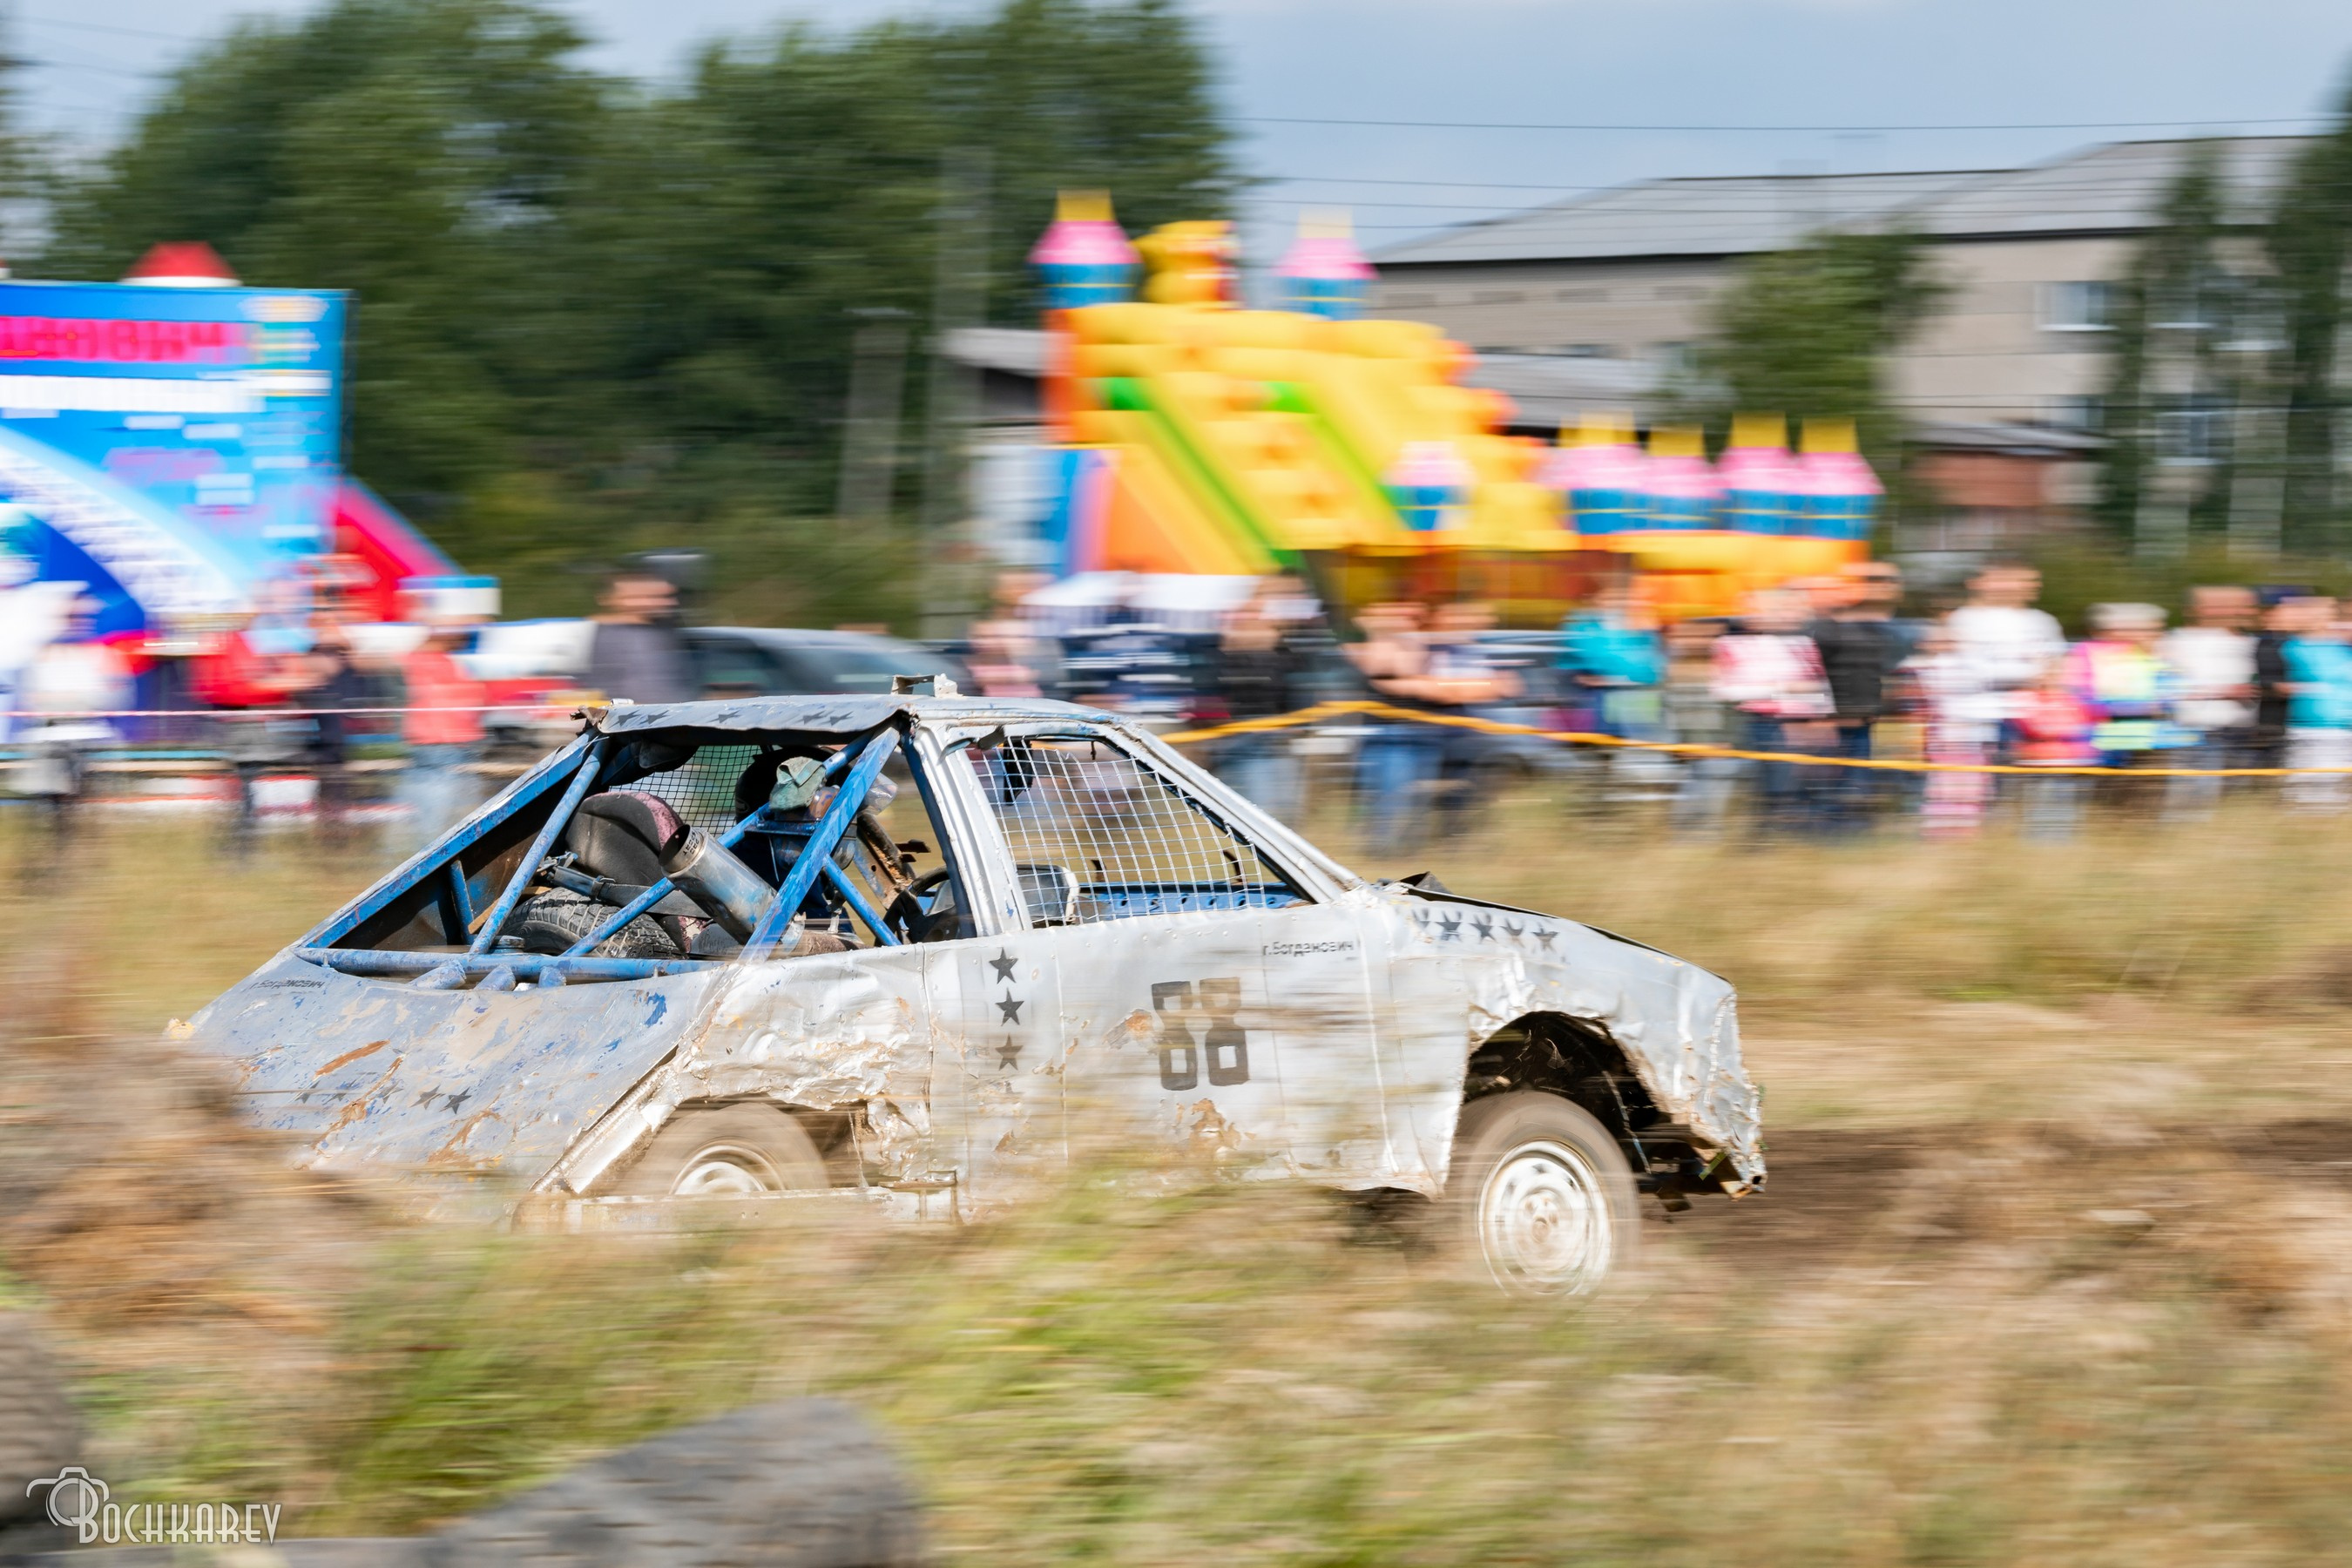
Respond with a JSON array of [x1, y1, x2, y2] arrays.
[[183, 692, 1764, 1294]]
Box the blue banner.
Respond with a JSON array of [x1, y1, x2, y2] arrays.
[[0, 279, 348, 628]]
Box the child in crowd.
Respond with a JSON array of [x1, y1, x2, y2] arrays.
[[1905, 623, 1998, 838], [1711, 589, 1833, 833], [2014, 663, 2097, 840], [2065, 603, 2186, 769], [2281, 597, 2352, 813], [1664, 618, 1734, 834]]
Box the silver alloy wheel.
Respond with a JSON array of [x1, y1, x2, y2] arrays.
[[671, 1141, 786, 1197], [1477, 1137, 1615, 1294]]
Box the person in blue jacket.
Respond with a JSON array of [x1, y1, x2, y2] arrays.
[[1558, 583, 1666, 739], [2281, 595, 2352, 812]]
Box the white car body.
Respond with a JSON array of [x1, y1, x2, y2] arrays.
[[186, 696, 1763, 1257]]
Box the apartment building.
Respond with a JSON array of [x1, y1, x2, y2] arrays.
[[1369, 137, 2311, 432]]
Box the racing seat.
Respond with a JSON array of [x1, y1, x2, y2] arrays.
[[515, 789, 853, 959]]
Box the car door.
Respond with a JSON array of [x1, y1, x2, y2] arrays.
[[923, 719, 1379, 1190], [1130, 732, 1400, 1186]]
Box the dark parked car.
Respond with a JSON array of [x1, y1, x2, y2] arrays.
[[686, 626, 974, 700]]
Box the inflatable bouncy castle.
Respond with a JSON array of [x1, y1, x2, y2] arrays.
[[1024, 196, 1881, 621], [1560, 414, 1877, 618]]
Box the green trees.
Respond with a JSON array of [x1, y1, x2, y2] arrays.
[[1695, 228, 1945, 481], [2092, 98, 2352, 558], [2092, 139, 2227, 552], [2268, 77, 2352, 553], [33, 0, 1237, 619]]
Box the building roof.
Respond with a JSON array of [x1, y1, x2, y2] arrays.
[[1457, 353, 1659, 430], [941, 326, 1050, 378], [939, 328, 1666, 427], [1372, 169, 1996, 266], [1908, 136, 2307, 239], [1373, 136, 2314, 267]]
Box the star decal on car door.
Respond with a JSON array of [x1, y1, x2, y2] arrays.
[[989, 949, 1018, 983], [997, 994, 1024, 1024]]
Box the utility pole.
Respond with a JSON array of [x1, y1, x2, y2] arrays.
[[835, 307, 912, 528], [919, 148, 990, 639]]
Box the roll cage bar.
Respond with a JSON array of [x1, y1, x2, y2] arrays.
[[295, 720, 923, 986]]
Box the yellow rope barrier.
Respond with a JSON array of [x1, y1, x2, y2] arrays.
[[1159, 700, 2352, 777]]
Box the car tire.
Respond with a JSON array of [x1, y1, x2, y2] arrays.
[[511, 890, 681, 961], [422, 1398, 924, 1567], [609, 1103, 829, 1199], [1448, 1092, 1638, 1296]]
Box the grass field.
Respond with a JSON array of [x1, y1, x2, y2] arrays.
[[4, 803, 2351, 1564]]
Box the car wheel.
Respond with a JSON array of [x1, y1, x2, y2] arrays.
[[1449, 1092, 1638, 1295], [611, 1103, 829, 1199]]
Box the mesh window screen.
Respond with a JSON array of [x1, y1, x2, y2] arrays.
[[630, 744, 763, 833], [968, 739, 1299, 926]]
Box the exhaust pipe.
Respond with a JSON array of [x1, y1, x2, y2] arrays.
[[663, 828, 776, 941]]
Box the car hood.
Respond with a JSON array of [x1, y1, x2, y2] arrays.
[[182, 950, 724, 1181]]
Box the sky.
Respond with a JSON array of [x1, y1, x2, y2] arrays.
[[19, 0, 2352, 273]]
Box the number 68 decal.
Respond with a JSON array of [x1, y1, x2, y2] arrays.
[[1151, 977, 1249, 1091]]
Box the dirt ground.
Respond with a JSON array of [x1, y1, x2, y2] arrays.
[[5, 811, 2352, 1563]]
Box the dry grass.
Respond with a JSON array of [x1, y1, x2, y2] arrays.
[[3, 809, 2350, 1563]]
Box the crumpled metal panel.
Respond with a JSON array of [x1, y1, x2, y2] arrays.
[[1370, 886, 1764, 1186], [660, 950, 936, 1177], [183, 951, 723, 1177]]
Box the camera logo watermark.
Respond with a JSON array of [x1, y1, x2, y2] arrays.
[[28, 1467, 280, 1546]]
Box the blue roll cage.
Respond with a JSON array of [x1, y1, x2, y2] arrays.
[[296, 720, 919, 986]]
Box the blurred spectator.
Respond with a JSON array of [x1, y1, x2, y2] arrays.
[[2160, 585, 2257, 816], [2065, 603, 2183, 772], [1558, 584, 1664, 739], [1806, 560, 1907, 829], [2014, 662, 2095, 841], [585, 572, 696, 706], [1711, 589, 1832, 833], [15, 598, 131, 834], [987, 571, 1066, 701], [1348, 602, 1439, 848], [1260, 574, 1324, 629], [2281, 597, 2352, 813], [966, 618, 1044, 700], [1423, 601, 1521, 833], [399, 616, 489, 853], [1212, 581, 1307, 823], [2250, 591, 2301, 767], [1908, 623, 1997, 838], [1947, 562, 2065, 758], [294, 603, 372, 846], [1664, 618, 1736, 835], [193, 605, 317, 854]]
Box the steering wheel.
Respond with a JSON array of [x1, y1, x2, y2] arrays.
[[883, 867, 956, 943]]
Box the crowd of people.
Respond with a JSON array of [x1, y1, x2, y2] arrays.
[[11, 555, 2352, 850], [1132, 561, 2352, 844], [1, 569, 699, 846]]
